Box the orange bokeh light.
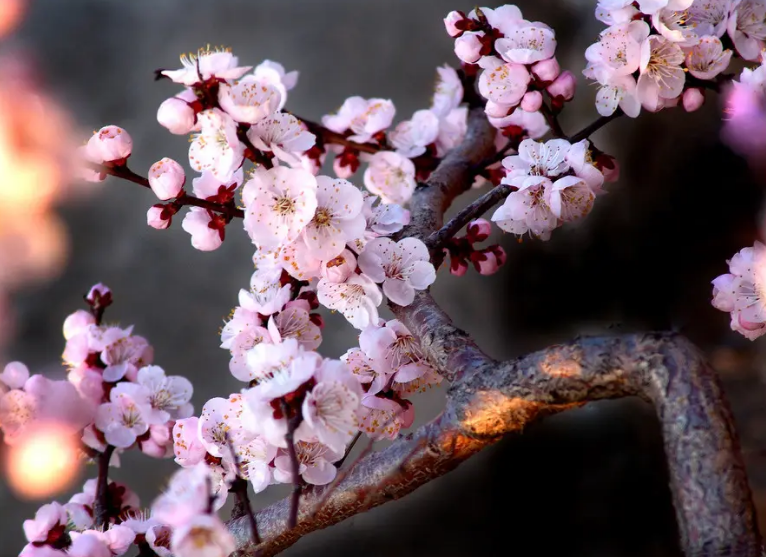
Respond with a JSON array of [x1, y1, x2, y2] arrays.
[[5, 423, 82, 500], [0, 0, 24, 37]]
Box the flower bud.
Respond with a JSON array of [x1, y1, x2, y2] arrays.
[[546, 70, 576, 101], [682, 88, 704, 112], [333, 155, 355, 179], [520, 91, 543, 112], [86, 283, 112, 310], [147, 205, 172, 230], [86, 125, 132, 164], [444, 11, 466, 37], [0, 361, 29, 390], [449, 257, 469, 277], [148, 157, 186, 200], [485, 100, 513, 118], [466, 218, 492, 243], [454, 32, 484, 64], [321, 250, 357, 283], [62, 310, 96, 340], [157, 96, 196, 135], [531, 57, 560, 83], [472, 246, 506, 275]]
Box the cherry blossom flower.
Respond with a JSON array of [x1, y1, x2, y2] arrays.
[[218, 76, 281, 124], [242, 166, 318, 249], [74, 525, 135, 556], [297, 359, 362, 452], [279, 239, 322, 281], [157, 89, 198, 135], [492, 177, 557, 240], [454, 31, 485, 64], [317, 273, 383, 330], [590, 72, 641, 118], [444, 10, 467, 37], [532, 57, 561, 82], [358, 395, 414, 440], [173, 417, 207, 467], [181, 207, 224, 251], [477, 56, 531, 109], [230, 434, 277, 493], [86, 126, 133, 164], [148, 157, 185, 201], [162, 47, 251, 86], [361, 193, 411, 239], [596, 0, 640, 24], [299, 176, 365, 260], [727, 0, 766, 60], [636, 35, 686, 111], [435, 106, 468, 156], [198, 394, 247, 457], [23, 502, 68, 544], [222, 307, 274, 380], [117, 365, 193, 424], [247, 113, 316, 166], [322, 97, 396, 143], [342, 347, 389, 395], [565, 139, 606, 194], [503, 138, 571, 180], [238, 268, 292, 316], [547, 71, 577, 101], [585, 21, 650, 77], [652, 6, 701, 44], [431, 65, 463, 118], [63, 310, 95, 340], [170, 513, 235, 557], [363, 151, 416, 205], [273, 440, 343, 485], [682, 88, 705, 111], [253, 59, 299, 109], [637, 0, 694, 14], [496, 21, 557, 64], [96, 389, 151, 448], [685, 36, 733, 80], [147, 206, 172, 230], [722, 62, 766, 158], [686, 0, 732, 38], [546, 176, 596, 222], [711, 242, 766, 339], [389, 110, 440, 158], [358, 238, 436, 306], [321, 249, 357, 283], [100, 333, 153, 382], [153, 464, 227, 526], [267, 305, 322, 350], [188, 108, 244, 184], [67, 533, 111, 557]]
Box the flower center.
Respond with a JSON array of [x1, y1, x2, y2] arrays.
[[313, 207, 332, 227], [273, 196, 295, 215]]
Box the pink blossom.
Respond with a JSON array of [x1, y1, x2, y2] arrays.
[[722, 64, 766, 158], [316, 273, 383, 330], [359, 320, 437, 388], [273, 440, 342, 485], [180, 207, 223, 251], [711, 242, 766, 340], [321, 249, 357, 283], [637, 0, 694, 14], [358, 395, 414, 440], [279, 239, 322, 281], [199, 394, 247, 457], [685, 36, 733, 80], [685, 0, 732, 38], [157, 89, 198, 135], [218, 76, 281, 124], [547, 176, 596, 221], [591, 73, 641, 118], [389, 109, 440, 158], [341, 347, 389, 395], [253, 60, 299, 109], [503, 138, 571, 180], [454, 32, 484, 64], [473, 246, 507, 276], [521, 91, 543, 112], [62, 310, 95, 341], [231, 434, 277, 493], [139, 423, 174, 458], [363, 151, 417, 205], [1, 361, 29, 390], [116, 365, 193, 424], [478, 56, 531, 107], [637, 35, 685, 111], [192, 168, 243, 199], [297, 359, 362, 452], [532, 57, 561, 83], [727, 0, 766, 60], [322, 97, 396, 143], [76, 525, 135, 556], [86, 126, 133, 164], [188, 108, 244, 184], [435, 106, 468, 156], [239, 268, 292, 316], [153, 464, 227, 527], [96, 389, 151, 448], [358, 237, 435, 306], [492, 177, 557, 240], [361, 194, 411, 238], [489, 107, 549, 137], [585, 21, 650, 77], [67, 533, 111, 557], [546, 71, 577, 101], [173, 417, 208, 467], [162, 48, 251, 86], [147, 205, 172, 230], [444, 10, 466, 37], [267, 306, 322, 350], [565, 140, 605, 194], [23, 502, 68, 543], [247, 113, 316, 166], [431, 65, 463, 118], [495, 21, 557, 64], [148, 157, 185, 201], [100, 333, 153, 382], [301, 176, 365, 260], [652, 6, 702, 44], [596, 0, 640, 25], [682, 88, 705, 112], [242, 166, 318, 249]]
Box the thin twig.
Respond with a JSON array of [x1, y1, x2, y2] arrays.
[[90, 162, 245, 219], [539, 99, 566, 139], [94, 444, 115, 528], [281, 401, 303, 530], [426, 184, 511, 250], [335, 431, 362, 469], [569, 109, 623, 143], [290, 114, 381, 154], [226, 435, 262, 548]]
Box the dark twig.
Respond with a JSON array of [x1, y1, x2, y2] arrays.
[[93, 444, 115, 528], [335, 431, 362, 469], [426, 184, 511, 251], [226, 435, 262, 549], [539, 99, 566, 139], [290, 114, 381, 155], [91, 162, 245, 219], [281, 401, 303, 530], [569, 109, 623, 143]]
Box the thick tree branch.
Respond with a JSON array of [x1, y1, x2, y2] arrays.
[[228, 104, 761, 557]]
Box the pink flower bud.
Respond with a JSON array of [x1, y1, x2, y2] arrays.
[[532, 57, 560, 83], [157, 96, 196, 135], [682, 88, 704, 112], [321, 250, 357, 283], [333, 155, 355, 179], [147, 205, 171, 230], [148, 157, 185, 200], [546, 71, 576, 101], [450, 258, 469, 277], [454, 32, 484, 64], [62, 310, 95, 340], [473, 246, 506, 275], [86, 283, 112, 311], [466, 218, 492, 243], [86, 125, 132, 164], [444, 11, 466, 37], [76, 145, 106, 183], [485, 100, 513, 118], [520, 91, 543, 112]]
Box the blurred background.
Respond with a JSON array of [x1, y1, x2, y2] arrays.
[[0, 0, 764, 555]]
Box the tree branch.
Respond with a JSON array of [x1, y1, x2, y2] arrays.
[[93, 444, 115, 528], [569, 109, 623, 143], [227, 104, 761, 557]]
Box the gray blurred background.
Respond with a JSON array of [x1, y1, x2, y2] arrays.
[[1, 0, 765, 555]]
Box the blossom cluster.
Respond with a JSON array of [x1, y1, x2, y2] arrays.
[[722, 52, 766, 160], [442, 218, 507, 276], [712, 242, 766, 340], [582, 0, 763, 116], [444, 5, 571, 133], [491, 137, 614, 240]]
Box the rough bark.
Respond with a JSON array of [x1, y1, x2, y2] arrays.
[[229, 108, 762, 557]]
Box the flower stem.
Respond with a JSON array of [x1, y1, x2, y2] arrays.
[[94, 444, 115, 528]]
